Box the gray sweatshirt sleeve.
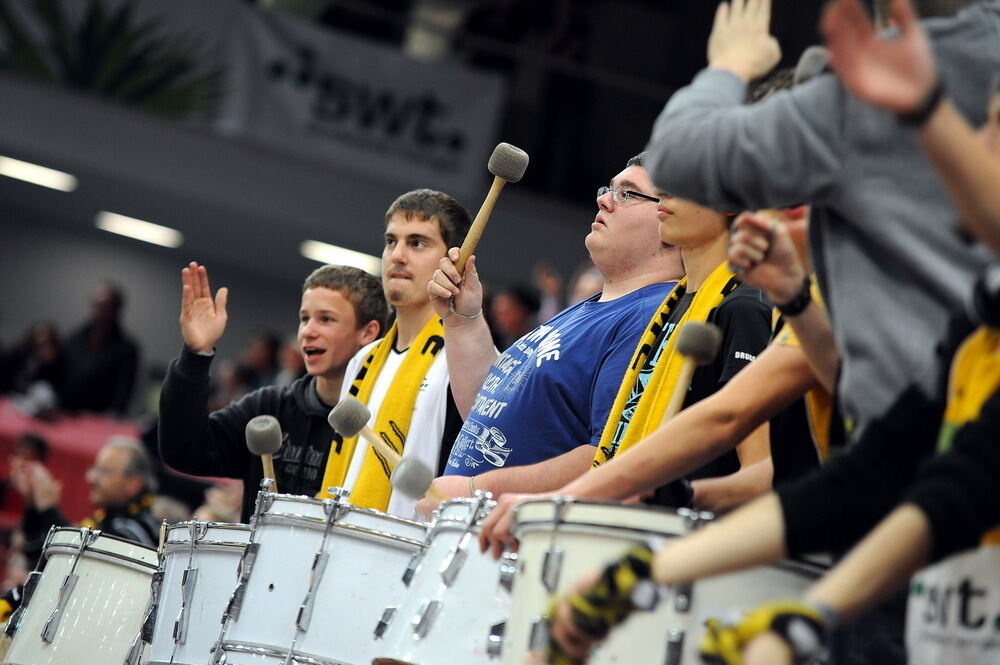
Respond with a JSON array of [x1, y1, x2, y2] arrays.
[[645, 67, 849, 212]]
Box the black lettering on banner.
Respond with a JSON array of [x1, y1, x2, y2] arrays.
[[266, 47, 466, 154]]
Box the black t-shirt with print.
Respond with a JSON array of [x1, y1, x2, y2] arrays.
[[647, 283, 774, 507]]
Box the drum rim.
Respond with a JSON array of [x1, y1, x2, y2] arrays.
[[263, 492, 426, 530], [44, 526, 158, 568], [255, 512, 425, 548], [218, 639, 351, 665]]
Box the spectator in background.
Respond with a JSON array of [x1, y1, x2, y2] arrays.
[[567, 261, 604, 304], [0, 322, 64, 399], [60, 282, 139, 416], [532, 262, 565, 322], [489, 283, 541, 349], [275, 334, 306, 387], [192, 479, 243, 523], [13, 435, 159, 566], [240, 331, 280, 390]]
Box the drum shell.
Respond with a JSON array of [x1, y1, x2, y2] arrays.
[[375, 498, 510, 665], [504, 500, 826, 665], [217, 493, 426, 665], [148, 521, 251, 665], [5, 527, 157, 665]]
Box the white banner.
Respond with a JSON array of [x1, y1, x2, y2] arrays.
[[218, 8, 505, 199]]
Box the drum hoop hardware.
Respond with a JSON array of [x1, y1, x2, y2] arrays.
[[284, 488, 349, 664], [438, 491, 492, 588], [498, 551, 519, 593], [41, 526, 100, 643], [486, 620, 506, 658], [373, 606, 397, 640], [216, 640, 355, 665], [3, 569, 42, 639], [411, 599, 442, 639], [163, 539, 250, 551], [264, 489, 427, 530], [540, 498, 568, 594], [41, 542, 160, 571], [513, 519, 682, 543], [256, 513, 424, 549], [169, 522, 202, 653], [664, 628, 685, 665]]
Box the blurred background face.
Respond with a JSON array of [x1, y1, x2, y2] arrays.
[[89, 284, 121, 326], [86, 445, 140, 507]]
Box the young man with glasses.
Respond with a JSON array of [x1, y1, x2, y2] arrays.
[[417, 155, 684, 509]]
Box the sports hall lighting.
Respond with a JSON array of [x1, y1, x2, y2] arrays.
[[300, 240, 381, 275], [95, 211, 184, 248], [0, 155, 77, 192]]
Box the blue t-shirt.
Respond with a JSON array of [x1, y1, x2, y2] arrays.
[[444, 282, 673, 476]]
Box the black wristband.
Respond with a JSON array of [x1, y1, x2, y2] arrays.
[[898, 79, 944, 126], [775, 276, 812, 317]]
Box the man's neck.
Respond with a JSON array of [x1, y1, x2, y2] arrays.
[[395, 302, 436, 349], [315, 371, 345, 407], [680, 234, 730, 292], [599, 265, 682, 302]]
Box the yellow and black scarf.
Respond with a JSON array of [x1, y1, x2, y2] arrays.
[[938, 325, 1000, 545], [593, 262, 740, 466], [317, 316, 445, 510]]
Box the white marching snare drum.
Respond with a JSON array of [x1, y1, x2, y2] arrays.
[[213, 488, 427, 665], [503, 499, 826, 665], [373, 494, 513, 665], [146, 521, 251, 665], [3, 527, 158, 665]]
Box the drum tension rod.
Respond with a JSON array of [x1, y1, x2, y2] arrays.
[[41, 527, 100, 644], [440, 491, 492, 587]]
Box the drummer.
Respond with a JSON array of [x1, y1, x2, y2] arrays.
[[160, 189, 471, 521]]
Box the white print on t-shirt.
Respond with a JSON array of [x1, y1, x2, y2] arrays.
[[734, 351, 757, 362], [457, 418, 512, 469]]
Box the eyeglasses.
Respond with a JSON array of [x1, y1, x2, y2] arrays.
[[596, 185, 660, 204]]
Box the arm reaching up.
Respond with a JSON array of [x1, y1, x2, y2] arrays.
[[180, 261, 229, 354]]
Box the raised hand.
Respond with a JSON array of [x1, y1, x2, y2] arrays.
[[180, 261, 229, 354], [822, 0, 936, 113], [427, 248, 484, 323], [708, 0, 781, 83], [29, 463, 61, 511], [728, 211, 808, 304]]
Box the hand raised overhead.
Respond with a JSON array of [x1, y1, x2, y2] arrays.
[[180, 261, 229, 354], [708, 0, 781, 83], [822, 0, 937, 114]]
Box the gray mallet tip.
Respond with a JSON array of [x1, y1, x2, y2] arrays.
[[245, 415, 283, 455], [794, 45, 829, 85], [488, 142, 529, 183], [327, 395, 371, 437], [389, 457, 435, 499], [676, 322, 723, 365]]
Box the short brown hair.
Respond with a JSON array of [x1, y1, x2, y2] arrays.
[[303, 265, 389, 331], [384, 189, 472, 249]]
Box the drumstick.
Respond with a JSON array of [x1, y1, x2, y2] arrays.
[[659, 322, 723, 426], [455, 142, 529, 274], [245, 415, 282, 493], [328, 397, 451, 502]]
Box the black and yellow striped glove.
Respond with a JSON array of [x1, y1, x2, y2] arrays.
[[699, 599, 831, 665], [545, 544, 656, 665]]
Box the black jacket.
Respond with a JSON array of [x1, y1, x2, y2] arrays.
[[159, 346, 337, 522]]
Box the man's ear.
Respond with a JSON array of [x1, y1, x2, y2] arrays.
[[359, 319, 382, 346]]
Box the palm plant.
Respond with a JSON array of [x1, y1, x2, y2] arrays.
[[0, 0, 224, 120]]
